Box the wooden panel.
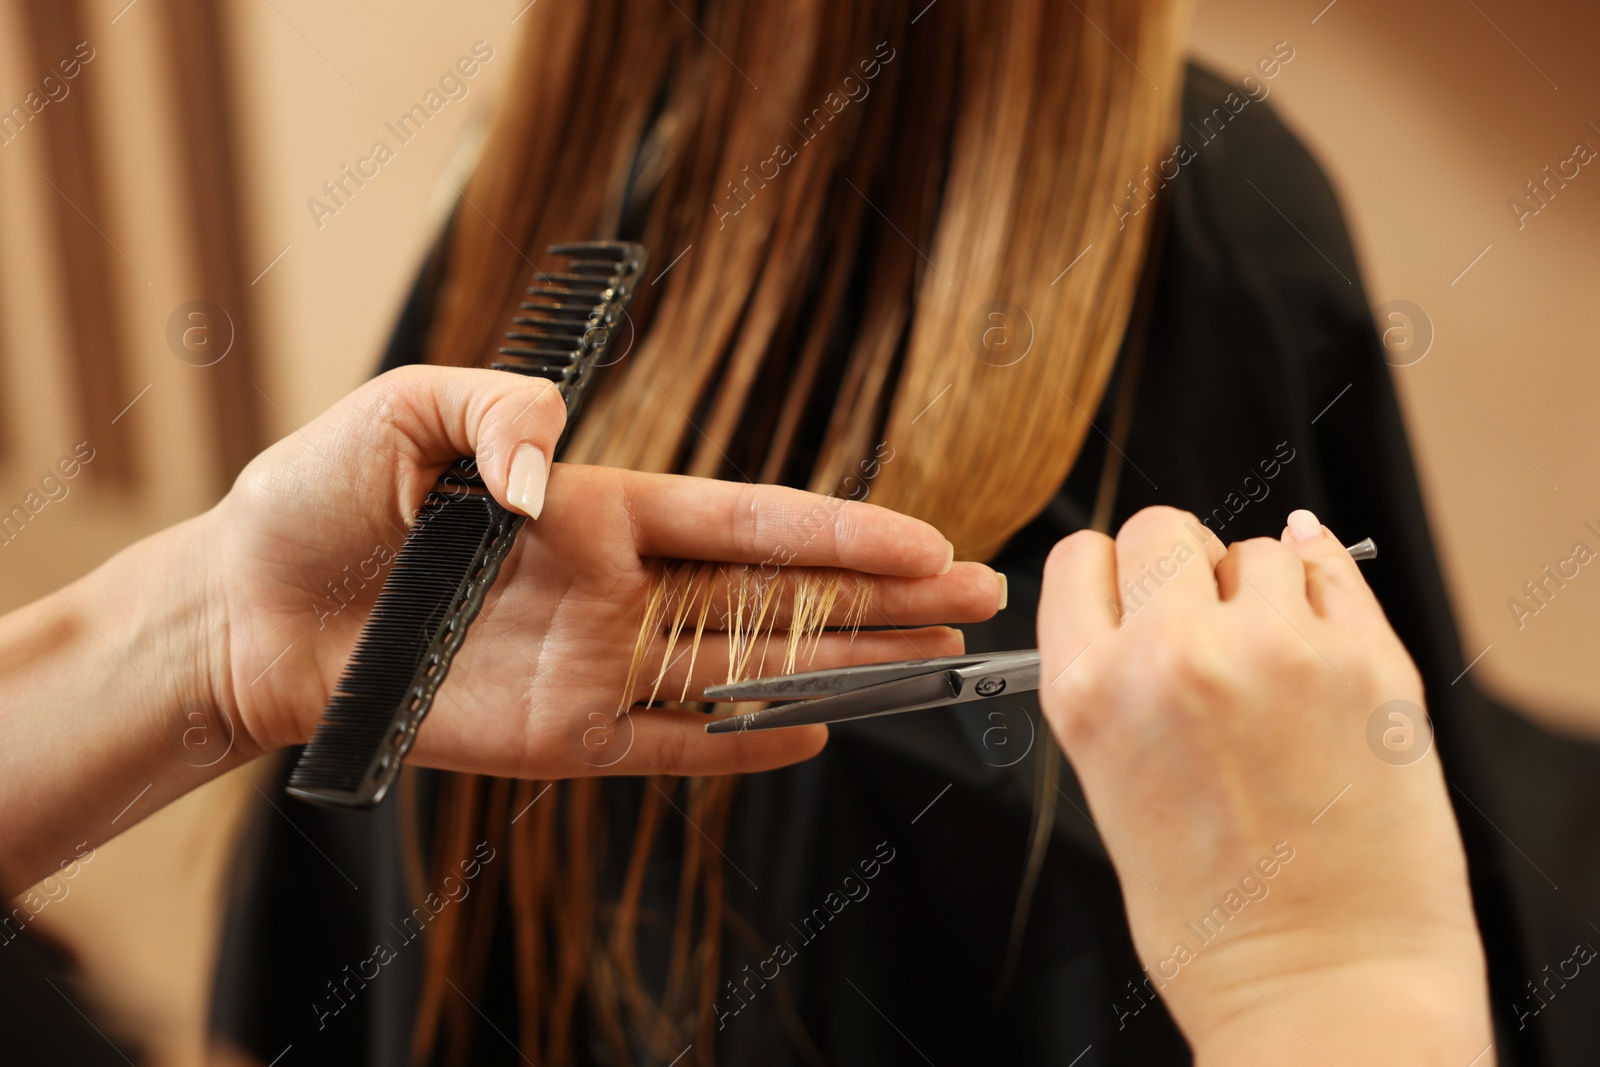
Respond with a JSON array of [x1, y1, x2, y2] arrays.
[[18, 0, 136, 484], [159, 0, 263, 491]]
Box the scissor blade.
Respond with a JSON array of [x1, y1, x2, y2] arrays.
[[704, 670, 961, 733], [703, 653, 991, 701]]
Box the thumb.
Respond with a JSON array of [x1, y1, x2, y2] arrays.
[[339, 365, 568, 522]]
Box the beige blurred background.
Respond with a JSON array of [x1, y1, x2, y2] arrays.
[[0, 0, 1594, 1063]]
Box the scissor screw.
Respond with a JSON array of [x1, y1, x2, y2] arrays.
[[975, 677, 1007, 697]]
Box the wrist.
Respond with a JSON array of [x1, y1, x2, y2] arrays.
[[78, 511, 258, 769], [143, 509, 262, 764], [1191, 955, 1494, 1067]]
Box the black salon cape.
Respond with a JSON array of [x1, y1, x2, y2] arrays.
[[209, 66, 1551, 1066]]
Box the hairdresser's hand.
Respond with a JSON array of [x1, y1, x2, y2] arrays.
[[1036, 507, 1490, 1066], [211, 365, 1002, 779]]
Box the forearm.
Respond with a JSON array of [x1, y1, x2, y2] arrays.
[[0, 513, 249, 895]]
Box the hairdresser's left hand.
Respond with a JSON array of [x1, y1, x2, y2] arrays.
[[1036, 507, 1491, 1066], [0, 365, 999, 894], [211, 366, 1002, 781]]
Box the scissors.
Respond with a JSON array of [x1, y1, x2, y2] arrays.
[[704, 537, 1377, 734]]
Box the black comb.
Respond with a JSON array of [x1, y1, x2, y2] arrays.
[[287, 241, 649, 808]]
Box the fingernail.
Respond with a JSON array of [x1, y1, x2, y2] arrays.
[[1287, 508, 1322, 543], [508, 442, 549, 519], [996, 573, 1009, 611], [941, 540, 955, 575]]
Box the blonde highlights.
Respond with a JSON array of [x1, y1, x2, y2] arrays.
[[621, 563, 873, 711]]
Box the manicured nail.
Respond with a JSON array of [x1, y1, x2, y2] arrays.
[[940, 540, 955, 575], [996, 573, 1009, 611], [1287, 508, 1322, 543], [508, 442, 549, 519]]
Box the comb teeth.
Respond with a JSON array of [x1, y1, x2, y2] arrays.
[[527, 286, 608, 303], [531, 272, 617, 288], [564, 259, 624, 274], [286, 241, 648, 809], [516, 306, 599, 322], [495, 242, 644, 384], [547, 241, 630, 257]]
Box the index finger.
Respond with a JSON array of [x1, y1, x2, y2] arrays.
[[619, 472, 955, 577]]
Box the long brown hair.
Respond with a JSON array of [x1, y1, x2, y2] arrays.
[[415, 1, 1186, 1062]]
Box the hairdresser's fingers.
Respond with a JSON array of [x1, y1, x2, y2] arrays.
[[617, 472, 954, 577], [332, 365, 567, 521], [1111, 506, 1224, 618], [603, 710, 828, 777], [1279, 510, 1386, 622], [635, 627, 966, 702], [1038, 531, 1118, 705], [1215, 537, 1310, 614], [686, 564, 1003, 632]]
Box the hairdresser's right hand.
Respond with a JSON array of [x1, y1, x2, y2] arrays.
[[208, 366, 1003, 780], [1036, 506, 1492, 1066]]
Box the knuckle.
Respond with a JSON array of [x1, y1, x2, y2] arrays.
[[1120, 505, 1202, 539], [526, 378, 566, 423], [1047, 529, 1111, 570], [1231, 538, 1301, 590], [1047, 703, 1099, 753], [730, 483, 765, 560], [358, 367, 416, 426], [1238, 536, 1293, 568], [1156, 628, 1232, 700], [1307, 555, 1358, 592], [1117, 506, 1166, 540], [1040, 663, 1104, 749], [1345, 644, 1386, 692], [1347, 631, 1420, 694], [659, 721, 694, 777], [829, 498, 865, 555], [1248, 627, 1321, 684], [1280, 638, 1324, 679], [488, 378, 563, 445]]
